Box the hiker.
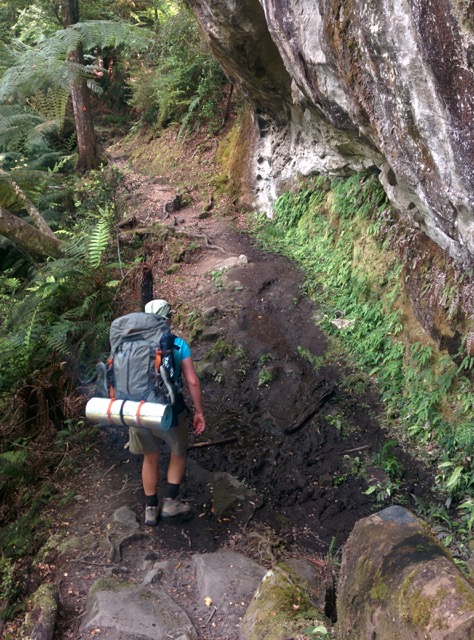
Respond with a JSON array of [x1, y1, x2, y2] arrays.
[[130, 299, 206, 526]]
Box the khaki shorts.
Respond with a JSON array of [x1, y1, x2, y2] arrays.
[[128, 411, 189, 456]]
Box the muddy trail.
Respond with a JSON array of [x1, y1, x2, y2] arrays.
[[42, 148, 440, 640], [133, 226, 435, 554]]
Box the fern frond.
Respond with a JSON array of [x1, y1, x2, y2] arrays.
[[0, 169, 58, 212], [87, 218, 110, 268], [73, 21, 153, 52], [0, 22, 153, 104], [0, 450, 28, 471], [44, 319, 76, 356], [0, 106, 45, 151], [61, 292, 99, 321], [27, 87, 70, 129], [22, 305, 44, 362]]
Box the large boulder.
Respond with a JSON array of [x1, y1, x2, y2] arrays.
[[337, 505, 474, 639], [186, 0, 474, 264], [80, 577, 198, 640]]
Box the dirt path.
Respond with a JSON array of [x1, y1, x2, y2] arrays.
[[36, 142, 437, 640]]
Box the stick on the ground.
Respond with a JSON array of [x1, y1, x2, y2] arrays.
[[285, 384, 334, 434], [340, 444, 371, 454], [206, 606, 217, 625], [188, 436, 237, 450]]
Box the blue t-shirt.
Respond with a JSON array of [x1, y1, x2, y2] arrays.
[[170, 336, 191, 425], [173, 336, 191, 380]]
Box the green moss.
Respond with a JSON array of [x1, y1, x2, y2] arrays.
[[31, 583, 57, 611], [205, 338, 233, 361], [369, 571, 389, 602], [234, 344, 251, 377], [454, 576, 474, 613], [90, 576, 132, 596], [354, 555, 374, 586], [399, 569, 451, 628], [258, 366, 278, 387], [21, 583, 58, 636], [242, 566, 329, 640], [216, 107, 254, 201], [35, 532, 96, 565], [175, 307, 204, 342]]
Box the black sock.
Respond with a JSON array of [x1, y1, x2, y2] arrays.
[[165, 483, 180, 500], [146, 494, 158, 507]]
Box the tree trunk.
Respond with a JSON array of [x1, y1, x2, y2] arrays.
[[0, 170, 56, 237], [0, 207, 63, 261], [61, 0, 102, 171]]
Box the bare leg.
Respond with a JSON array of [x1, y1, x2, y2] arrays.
[[167, 453, 186, 485], [142, 451, 160, 495]]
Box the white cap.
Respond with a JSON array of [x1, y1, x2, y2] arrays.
[[144, 299, 172, 317]]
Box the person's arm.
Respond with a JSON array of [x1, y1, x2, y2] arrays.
[[181, 356, 205, 435]]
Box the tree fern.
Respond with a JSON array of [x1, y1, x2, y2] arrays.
[[0, 106, 45, 151], [27, 87, 71, 130], [0, 168, 59, 213], [0, 22, 153, 104]]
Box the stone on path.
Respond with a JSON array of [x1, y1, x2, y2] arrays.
[[80, 577, 198, 640], [193, 550, 267, 625], [188, 460, 264, 522], [337, 505, 474, 639], [113, 506, 139, 529]]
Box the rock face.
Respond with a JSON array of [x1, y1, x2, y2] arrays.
[[186, 0, 474, 263], [337, 506, 474, 639]]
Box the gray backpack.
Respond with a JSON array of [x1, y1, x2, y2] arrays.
[[96, 312, 179, 405]]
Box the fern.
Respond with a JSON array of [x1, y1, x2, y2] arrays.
[[87, 213, 112, 268], [27, 87, 71, 130], [0, 450, 28, 476], [0, 105, 45, 151], [0, 22, 153, 103]]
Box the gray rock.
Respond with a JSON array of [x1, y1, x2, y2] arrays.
[[188, 0, 474, 264], [201, 326, 224, 340], [188, 461, 264, 521], [113, 506, 139, 529], [80, 578, 198, 639], [213, 255, 249, 271], [142, 559, 177, 586], [193, 550, 266, 624], [338, 506, 474, 639], [202, 306, 219, 318]]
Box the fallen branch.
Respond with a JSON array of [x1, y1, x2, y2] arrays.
[[340, 444, 371, 454], [206, 606, 217, 625], [188, 436, 237, 450], [285, 383, 334, 434], [74, 559, 113, 567], [102, 462, 120, 478]]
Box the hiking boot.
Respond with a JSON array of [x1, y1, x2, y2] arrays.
[[145, 505, 159, 526], [161, 498, 191, 517]]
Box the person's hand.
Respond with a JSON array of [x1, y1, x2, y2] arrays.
[[193, 412, 205, 435]]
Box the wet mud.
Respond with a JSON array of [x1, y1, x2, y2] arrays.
[[118, 228, 436, 557]]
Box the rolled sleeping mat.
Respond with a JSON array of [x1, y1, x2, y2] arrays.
[[85, 397, 173, 433]]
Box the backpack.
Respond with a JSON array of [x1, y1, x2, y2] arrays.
[[96, 312, 179, 406]]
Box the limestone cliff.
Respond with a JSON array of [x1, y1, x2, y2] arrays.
[[186, 0, 474, 265]]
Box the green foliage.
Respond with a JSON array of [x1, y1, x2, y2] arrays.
[[0, 21, 153, 103], [127, 4, 227, 133], [0, 555, 14, 601], [0, 193, 122, 609], [372, 440, 404, 481], [253, 171, 474, 510]]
